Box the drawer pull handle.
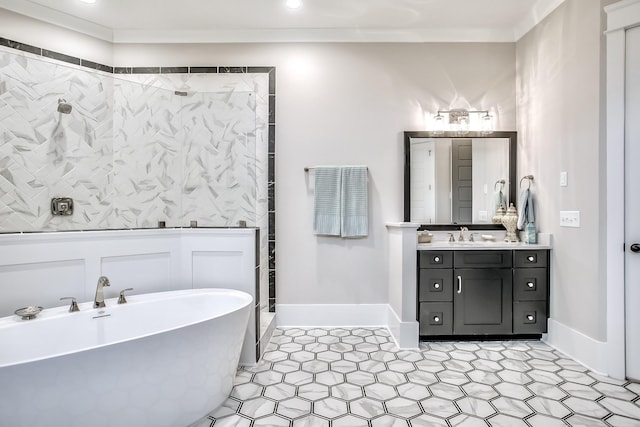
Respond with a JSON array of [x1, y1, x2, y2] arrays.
[[434, 256, 440, 263], [527, 282, 535, 288], [527, 256, 535, 262], [457, 276, 462, 294], [433, 316, 440, 323], [527, 315, 535, 321], [434, 283, 440, 289]]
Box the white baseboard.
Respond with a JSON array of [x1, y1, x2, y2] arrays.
[[275, 303, 419, 350], [544, 318, 610, 376], [387, 306, 420, 349]]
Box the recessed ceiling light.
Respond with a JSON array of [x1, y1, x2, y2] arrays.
[[285, 0, 302, 9], [79, 0, 96, 4]]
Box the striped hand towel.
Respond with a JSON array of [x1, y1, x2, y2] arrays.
[[340, 166, 368, 238], [313, 166, 342, 236]]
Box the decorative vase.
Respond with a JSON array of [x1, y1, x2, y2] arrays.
[[501, 203, 520, 242], [492, 204, 506, 224]]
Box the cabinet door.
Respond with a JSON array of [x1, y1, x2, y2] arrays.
[[453, 269, 512, 334]]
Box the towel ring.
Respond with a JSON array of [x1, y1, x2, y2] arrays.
[[519, 175, 534, 189], [494, 179, 505, 191]]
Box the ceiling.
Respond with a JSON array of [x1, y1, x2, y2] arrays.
[[0, 0, 565, 43]]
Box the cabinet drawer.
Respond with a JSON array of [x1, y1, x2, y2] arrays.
[[419, 270, 453, 302], [419, 251, 453, 269], [513, 301, 548, 334], [419, 302, 453, 336], [454, 251, 512, 268], [514, 268, 548, 301], [514, 250, 548, 268]]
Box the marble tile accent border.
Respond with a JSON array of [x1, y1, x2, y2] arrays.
[[190, 328, 640, 427], [0, 37, 278, 316]]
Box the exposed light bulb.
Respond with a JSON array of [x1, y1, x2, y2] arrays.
[[286, 0, 302, 9]]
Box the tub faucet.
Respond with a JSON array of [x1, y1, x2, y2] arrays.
[[94, 276, 111, 308]]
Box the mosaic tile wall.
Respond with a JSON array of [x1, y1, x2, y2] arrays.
[[0, 38, 276, 313]]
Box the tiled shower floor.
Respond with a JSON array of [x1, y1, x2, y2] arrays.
[[191, 328, 640, 426]]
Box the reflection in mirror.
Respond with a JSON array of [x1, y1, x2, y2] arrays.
[[404, 131, 517, 229]]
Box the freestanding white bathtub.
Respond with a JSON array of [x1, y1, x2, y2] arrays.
[[0, 288, 252, 427]]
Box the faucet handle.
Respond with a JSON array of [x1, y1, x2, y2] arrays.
[[118, 288, 134, 304], [448, 233, 455, 242], [60, 297, 79, 312], [469, 233, 476, 242]]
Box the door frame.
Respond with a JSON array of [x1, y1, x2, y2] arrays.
[[605, 0, 640, 380]]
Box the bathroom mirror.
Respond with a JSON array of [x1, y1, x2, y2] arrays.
[[404, 131, 517, 229]]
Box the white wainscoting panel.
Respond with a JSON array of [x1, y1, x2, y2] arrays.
[[101, 252, 173, 297], [0, 228, 259, 364], [0, 260, 85, 317]]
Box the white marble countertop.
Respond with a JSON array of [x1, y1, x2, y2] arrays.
[[417, 231, 552, 250]]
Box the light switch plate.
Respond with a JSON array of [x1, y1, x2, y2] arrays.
[[560, 171, 568, 187], [560, 210, 580, 227]]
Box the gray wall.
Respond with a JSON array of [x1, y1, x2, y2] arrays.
[[516, 0, 606, 340]]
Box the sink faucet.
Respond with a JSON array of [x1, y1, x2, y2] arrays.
[[459, 227, 468, 242], [94, 276, 111, 308]]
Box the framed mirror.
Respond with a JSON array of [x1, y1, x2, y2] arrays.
[[404, 131, 517, 229]]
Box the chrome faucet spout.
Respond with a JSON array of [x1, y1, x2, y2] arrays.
[[94, 276, 111, 308], [459, 227, 469, 242]]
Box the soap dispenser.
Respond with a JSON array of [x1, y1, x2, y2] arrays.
[[525, 222, 537, 244]]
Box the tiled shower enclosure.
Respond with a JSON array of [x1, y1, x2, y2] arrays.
[[0, 40, 276, 311]]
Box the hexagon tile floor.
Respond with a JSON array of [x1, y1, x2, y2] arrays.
[[190, 327, 640, 427]]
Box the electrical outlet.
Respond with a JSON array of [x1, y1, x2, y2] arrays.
[[560, 211, 580, 227]]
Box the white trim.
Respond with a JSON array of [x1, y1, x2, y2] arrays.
[[544, 319, 608, 376], [387, 305, 420, 349], [0, 0, 113, 41], [605, 0, 640, 380]]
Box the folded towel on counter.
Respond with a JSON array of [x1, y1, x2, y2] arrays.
[[340, 166, 368, 238], [313, 166, 342, 236], [517, 187, 535, 230]]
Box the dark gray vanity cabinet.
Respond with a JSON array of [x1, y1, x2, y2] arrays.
[[418, 249, 550, 338]]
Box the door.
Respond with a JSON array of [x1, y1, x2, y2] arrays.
[[625, 25, 640, 381], [453, 268, 512, 335], [410, 139, 436, 223], [451, 139, 472, 223]]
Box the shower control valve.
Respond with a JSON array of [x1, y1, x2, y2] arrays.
[[51, 198, 74, 216]]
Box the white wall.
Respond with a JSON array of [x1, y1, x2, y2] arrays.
[[516, 0, 605, 340]]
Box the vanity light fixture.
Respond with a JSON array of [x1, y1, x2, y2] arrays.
[[431, 109, 494, 135], [286, 0, 302, 9]]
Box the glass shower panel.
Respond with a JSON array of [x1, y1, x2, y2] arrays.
[[180, 90, 257, 227], [111, 78, 183, 229]]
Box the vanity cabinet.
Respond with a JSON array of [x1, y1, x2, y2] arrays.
[[418, 249, 549, 338]]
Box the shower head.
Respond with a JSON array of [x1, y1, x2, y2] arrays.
[[57, 99, 72, 114]]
